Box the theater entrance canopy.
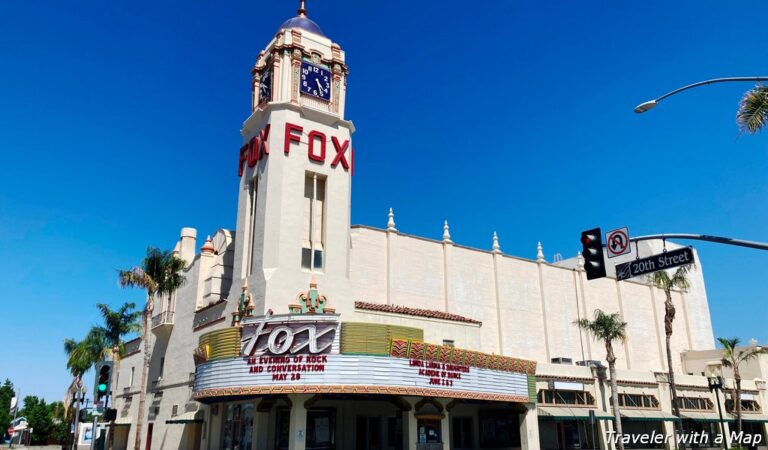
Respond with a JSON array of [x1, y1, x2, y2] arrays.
[[192, 311, 537, 404]]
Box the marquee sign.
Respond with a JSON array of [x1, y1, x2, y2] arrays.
[[194, 313, 534, 403], [194, 353, 530, 403], [240, 315, 339, 357]]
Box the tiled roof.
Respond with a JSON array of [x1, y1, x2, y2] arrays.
[[354, 301, 482, 325]]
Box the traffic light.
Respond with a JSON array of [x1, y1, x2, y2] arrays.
[[78, 409, 86, 423], [94, 361, 113, 403], [581, 227, 606, 280]]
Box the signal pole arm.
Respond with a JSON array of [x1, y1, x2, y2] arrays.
[[629, 233, 768, 251]]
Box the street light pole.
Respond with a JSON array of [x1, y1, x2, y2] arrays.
[[634, 77, 768, 113], [708, 376, 729, 450]]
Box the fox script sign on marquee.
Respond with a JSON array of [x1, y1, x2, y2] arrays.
[[193, 314, 535, 403]]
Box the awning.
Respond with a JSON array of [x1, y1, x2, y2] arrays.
[[733, 414, 768, 423], [538, 406, 613, 420], [166, 410, 204, 424], [620, 409, 680, 422], [679, 411, 734, 422]]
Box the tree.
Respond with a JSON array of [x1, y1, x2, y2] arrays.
[[87, 302, 141, 450], [118, 247, 186, 450], [648, 265, 691, 444], [47, 401, 69, 445], [575, 309, 628, 450], [64, 335, 101, 447], [20, 396, 53, 445], [737, 85, 768, 134], [718, 337, 764, 437], [0, 379, 14, 436]]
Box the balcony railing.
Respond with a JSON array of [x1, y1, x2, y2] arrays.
[[151, 310, 174, 329]]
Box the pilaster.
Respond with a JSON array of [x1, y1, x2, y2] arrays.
[[288, 394, 311, 450], [519, 404, 541, 450]]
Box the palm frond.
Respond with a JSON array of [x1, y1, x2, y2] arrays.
[[574, 309, 628, 344], [737, 85, 768, 134]]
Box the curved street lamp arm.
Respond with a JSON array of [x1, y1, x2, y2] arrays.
[[629, 233, 768, 251], [634, 76, 768, 113], [655, 77, 768, 102]]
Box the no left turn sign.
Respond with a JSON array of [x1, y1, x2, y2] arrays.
[[606, 227, 631, 258]]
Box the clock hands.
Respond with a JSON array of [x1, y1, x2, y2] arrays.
[[315, 78, 324, 93]]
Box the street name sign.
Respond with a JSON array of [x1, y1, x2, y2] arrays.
[[615, 247, 694, 281], [606, 227, 631, 258]]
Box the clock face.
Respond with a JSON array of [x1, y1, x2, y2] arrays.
[[300, 61, 331, 101], [259, 69, 272, 103]]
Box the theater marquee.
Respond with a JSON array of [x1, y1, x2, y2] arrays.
[[193, 314, 535, 403]]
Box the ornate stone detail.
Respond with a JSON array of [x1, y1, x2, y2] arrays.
[[387, 208, 397, 232], [289, 278, 335, 314], [231, 280, 255, 326], [193, 345, 208, 366]]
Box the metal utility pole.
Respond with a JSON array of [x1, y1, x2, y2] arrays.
[[630, 233, 768, 251], [9, 386, 19, 449]]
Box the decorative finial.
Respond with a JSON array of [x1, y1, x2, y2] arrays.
[[201, 235, 215, 254], [298, 0, 307, 16], [492, 231, 501, 254], [387, 208, 397, 232], [577, 251, 585, 270], [536, 242, 545, 263], [443, 220, 452, 243]]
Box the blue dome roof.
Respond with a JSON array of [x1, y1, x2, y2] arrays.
[[279, 15, 324, 37]]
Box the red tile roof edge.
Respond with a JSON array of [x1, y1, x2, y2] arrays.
[[355, 301, 482, 325]]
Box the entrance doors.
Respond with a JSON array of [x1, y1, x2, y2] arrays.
[[417, 419, 441, 450], [276, 408, 336, 450], [222, 403, 254, 450], [452, 417, 472, 449], [356, 416, 382, 450]]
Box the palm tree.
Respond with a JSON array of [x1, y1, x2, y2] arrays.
[[118, 247, 186, 450], [88, 302, 141, 450], [63, 336, 101, 449], [648, 265, 691, 443], [576, 309, 628, 450], [718, 337, 764, 437], [737, 85, 768, 134]]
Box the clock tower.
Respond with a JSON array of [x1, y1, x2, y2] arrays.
[[232, 1, 354, 317]]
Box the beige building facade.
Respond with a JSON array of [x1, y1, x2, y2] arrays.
[[110, 4, 766, 450]]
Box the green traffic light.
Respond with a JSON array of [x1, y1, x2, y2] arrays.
[[98, 383, 108, 392]]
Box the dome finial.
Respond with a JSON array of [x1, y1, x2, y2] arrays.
[[298, 0, 307, 16]]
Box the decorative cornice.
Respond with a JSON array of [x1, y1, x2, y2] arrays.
[[355, 301, 482, 325], [536, 375, 595, 383]]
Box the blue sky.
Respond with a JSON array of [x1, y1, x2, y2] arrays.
[[1, 1, 766, 402]]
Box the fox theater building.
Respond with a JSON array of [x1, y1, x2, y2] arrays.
[[112, 3, 768, 450]]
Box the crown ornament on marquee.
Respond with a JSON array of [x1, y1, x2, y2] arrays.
[[289, 277, 336, 315]]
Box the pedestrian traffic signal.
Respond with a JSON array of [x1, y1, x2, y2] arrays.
[[581, 228, 607, 280], [94, 361, 113, 403], [104, 408, 117, 422]]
